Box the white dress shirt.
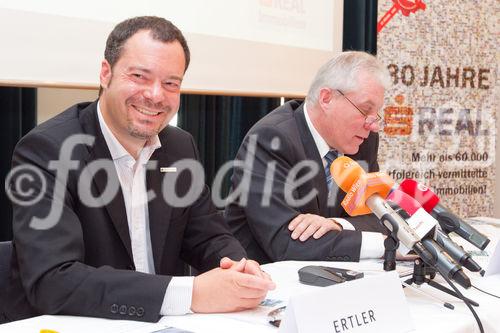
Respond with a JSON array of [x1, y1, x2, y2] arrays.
[[97, 103, 193, 315], [303, 103, 384, 259]]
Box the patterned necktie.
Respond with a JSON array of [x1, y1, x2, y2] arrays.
[[324, 150, 338, 193]]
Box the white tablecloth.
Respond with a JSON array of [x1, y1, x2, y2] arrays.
[[1, 219, 499, 333]]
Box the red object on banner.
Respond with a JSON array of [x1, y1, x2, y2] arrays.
[[377, 0, 427, 33]]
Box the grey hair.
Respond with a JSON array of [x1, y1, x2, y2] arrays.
[[305, 51, 390, 106]]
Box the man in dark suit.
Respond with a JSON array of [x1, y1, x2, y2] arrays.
[[225, 51, 391, 264], [1, 16, 274, 323]]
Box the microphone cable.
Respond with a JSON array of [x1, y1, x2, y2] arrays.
[[471, 284, 500, 299], [440, 273, 484, 333]]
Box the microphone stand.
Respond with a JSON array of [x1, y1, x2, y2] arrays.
[[379, 203, 403, 272], [376, 207, 479, 307], [404, 258, 479, 307], [383, 232, 398, 272]]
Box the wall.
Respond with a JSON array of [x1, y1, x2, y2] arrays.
[[37, 88, 98, 124]]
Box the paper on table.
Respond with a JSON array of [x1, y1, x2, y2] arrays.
[[447, 223, 499, 269], [212, 298, 286, 327], [466, 217, 500, 227]]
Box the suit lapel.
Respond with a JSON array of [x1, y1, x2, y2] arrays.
[[147, 135, 174, 272], [80, 101, 133, 262], [293, 104, 329, 216]]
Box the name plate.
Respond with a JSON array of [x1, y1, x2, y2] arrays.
[[279, 271, 414, 333]]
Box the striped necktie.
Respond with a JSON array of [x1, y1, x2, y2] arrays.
[[324, 150, 338, 193]]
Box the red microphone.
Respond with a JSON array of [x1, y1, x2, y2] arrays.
[[386, 189, 420, 215], [399, 179, 490, 250], [398, 180, 439, 212]]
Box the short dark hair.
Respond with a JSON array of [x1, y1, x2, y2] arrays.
[[99, 16, 190, 95], [104, 16, 190, 70]]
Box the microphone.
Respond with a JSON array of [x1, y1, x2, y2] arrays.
[[386, 189, 437, 247], [399, 179, 490, 250], [388, 189, 482, 272], [420, 238, 471, 288], [330, 157, 432, 260], [330, 156, 396, 216], [434, 229, 482, 272], [387, 189, 474, 288]]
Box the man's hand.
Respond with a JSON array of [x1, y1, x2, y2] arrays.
[[191, 258, 276, 313], [288, 214, 342, 241], [219, 257, 271, 280]]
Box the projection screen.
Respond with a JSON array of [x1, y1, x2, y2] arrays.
[[0, 0, 343, 97]]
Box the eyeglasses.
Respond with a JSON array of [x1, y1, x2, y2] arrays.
[[337, 90, 384, 130]]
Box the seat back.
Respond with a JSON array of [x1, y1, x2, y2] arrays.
[[0, 241, 12, 291]]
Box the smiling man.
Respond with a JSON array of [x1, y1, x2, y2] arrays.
[[225, 51, 391, 264], [1, 16, 274, 323]]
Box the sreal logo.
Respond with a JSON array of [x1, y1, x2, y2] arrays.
[[382, 94, 491, 138], [383, 95, 413, 136], [258, 0, 305, 13]]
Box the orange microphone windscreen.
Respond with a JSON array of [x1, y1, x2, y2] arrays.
[[330, 156, 365, 192]]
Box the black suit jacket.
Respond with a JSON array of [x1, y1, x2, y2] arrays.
[[225, 100, 385, 264], [1, 101, 245, 323]]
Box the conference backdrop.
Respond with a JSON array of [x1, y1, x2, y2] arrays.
[[377, 0, 498, 217]]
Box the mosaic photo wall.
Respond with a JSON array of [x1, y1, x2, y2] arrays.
[[377, 0, 498, 217]]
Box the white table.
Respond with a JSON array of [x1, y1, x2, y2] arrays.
[[2, 220, 499, 333]]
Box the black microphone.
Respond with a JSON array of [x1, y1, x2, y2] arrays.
[[435, 229, 482, 272], [386, 189, 472, 289], [432, 205, 490, 250], [399, 179, 490, 250], [421, 238, 471, 289]]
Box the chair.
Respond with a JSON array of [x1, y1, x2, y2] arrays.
[[0, 241, 12, 291]]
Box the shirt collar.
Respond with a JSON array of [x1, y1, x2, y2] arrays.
[[303, 103, 332, 159], [97, 101, 161, 162]]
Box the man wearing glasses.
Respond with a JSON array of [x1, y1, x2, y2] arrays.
[[225, 51, 391, 264]]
